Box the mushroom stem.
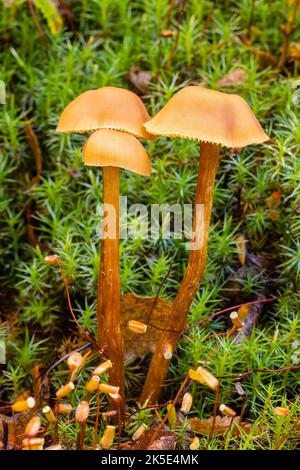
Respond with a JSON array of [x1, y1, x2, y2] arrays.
[[140, 142, 220, 404], [97, 167, 125, 404]]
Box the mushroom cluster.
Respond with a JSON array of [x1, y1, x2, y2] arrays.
[[57, 84, 268, 407], [57, 87, 153, 401]]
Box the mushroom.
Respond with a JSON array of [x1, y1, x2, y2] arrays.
[[140, 86, 268, 403], [57, 87, 152, 400], [57, 86, 153, 139], [82, 129, 150, 398]]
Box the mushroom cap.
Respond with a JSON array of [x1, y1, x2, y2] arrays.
[[57, 86, 153, 140], [82, 129, 151, 176], [144, 86, 268, 148]]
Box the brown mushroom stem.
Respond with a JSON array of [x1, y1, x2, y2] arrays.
[[140, 142, 220, 404], [97, 166, 125, 403]]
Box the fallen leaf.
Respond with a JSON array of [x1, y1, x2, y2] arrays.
[[121, 293, 173, 360], [130, 427, 175, 450], [147, 433, 176, 450], [217, 68, 248, 87], [127, 65, 152, 94], [189, 415, 254, 436]]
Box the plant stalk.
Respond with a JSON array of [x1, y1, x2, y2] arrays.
[[140, 142, 220, 404], [97, 167, 125, 403]]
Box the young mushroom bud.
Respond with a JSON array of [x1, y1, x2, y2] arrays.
[[167, 404, 177, 429], [24, 416, 41, 437], [99, 383, 120, 395], [57, 403, 72, 414], [274, 407, 290, 417], [180, 392, 193, 413], [86, 375, 100, 393], [93, 360, 112, 376], [109, 392, 122, 403], [42, 406, 57, 424], [56, 381, 75, 399], [230, 311, 243, 329], [44, 255, 60, 265], [75, 401, 90, 424], [45, 444, 62, 450], [190, 437, 200, 450], [132, 424, 147, 441], [102, 410, 118, 420], [219, 404, 236, 417], [163, 342, 173, 360], [12, 396, 35, 413], [128, 320, 147, 334], [22, 437, 44, 450], [67, 352, 84, 371], [188, 367, 219, 391], [100, 425, 115, 449]]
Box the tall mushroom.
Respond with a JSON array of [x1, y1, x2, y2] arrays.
[[140, 86, 268, 403], [57, 87, 153, 399], [83, 129, 150, 399]]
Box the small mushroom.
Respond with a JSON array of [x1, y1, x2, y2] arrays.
[[141, 86, 268, 403], [57, 87, 152, 401]]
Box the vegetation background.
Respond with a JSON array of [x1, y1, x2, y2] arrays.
[[0, 0, 299, 450]]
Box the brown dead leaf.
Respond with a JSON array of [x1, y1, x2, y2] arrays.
[[121, 293, 173, 360], [0, 411, 29, 449], [147, 432, 176, 450], [130, 427, 175, 450], [189, 415, 253, 436], [127, 65, 153, 94], [217, 68, 248, 87]]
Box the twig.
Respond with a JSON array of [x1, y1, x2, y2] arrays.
[[278, 0, 300, 69], [58, 0, 76, 32], [147, 375, 191, 447], [164, 0, 187, 69], [24, 122, 43, 187], [93, 394, 101, 449], [59, 266, 103, 353], [274, 417, 300, 450], [27, 0, 47, 48], [145, 261, 174, 324], [206, 386, 220, 449], [217, 365, 300, 380], [198, 0, 216, 40]]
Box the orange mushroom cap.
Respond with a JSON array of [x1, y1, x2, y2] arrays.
[[56, 86, 153, 140], [144, 86, 269, 148], [82, 129, 151, 177]]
